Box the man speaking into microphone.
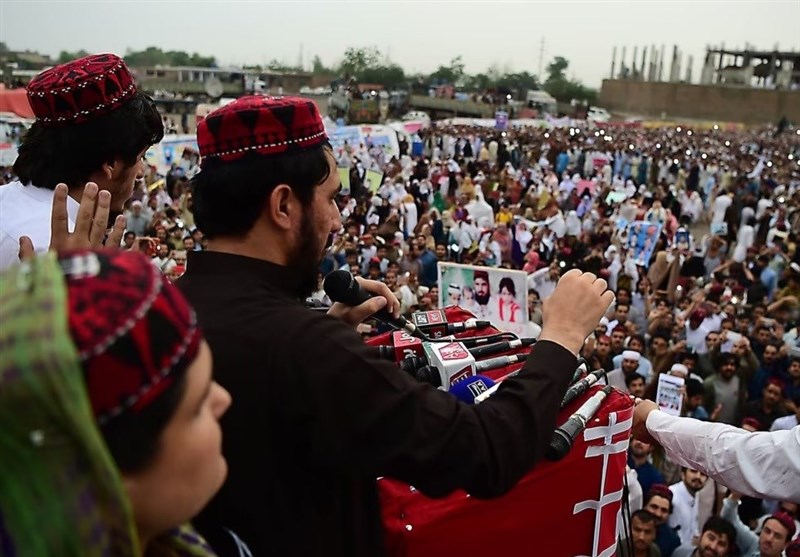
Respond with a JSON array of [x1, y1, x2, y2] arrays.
[[177, 96, 615, 557]]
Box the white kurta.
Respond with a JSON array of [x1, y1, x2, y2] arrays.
[[0, 181, 80, 271], [647, 411, 800, 501]]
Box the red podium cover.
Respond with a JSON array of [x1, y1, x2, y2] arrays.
[[366, 306, 634, 557]]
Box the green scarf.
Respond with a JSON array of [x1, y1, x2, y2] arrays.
[[0, 254, 215, 557]]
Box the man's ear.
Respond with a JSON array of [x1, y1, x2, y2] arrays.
[[267, 184, 297, 231], [100, 159, 116, 181]]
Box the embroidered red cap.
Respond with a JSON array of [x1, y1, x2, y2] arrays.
[[769, 512, 797, 539], [648, 484, 673, 502], [60, 250, 201, 424], [26, 53, 137, 127], [197, 95, 327, 164]]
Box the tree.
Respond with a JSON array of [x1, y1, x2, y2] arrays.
[[311, 55, 331, 75], [360, 64, 406, 88], [123, 47, 216, 67], [58, 50, 89, 64], [339, 46, 382, 78], [429, 56, 465, 85], [542, 55, 596, 104], [546, 56, 569, 83]]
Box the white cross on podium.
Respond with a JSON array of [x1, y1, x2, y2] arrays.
[[572, 412, 633, 557]]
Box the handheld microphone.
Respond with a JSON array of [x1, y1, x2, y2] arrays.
[[427, 332, 519, 347], [469, 338, 536, 359], [324, 270, 427, 339], [546, 386, 612, 461], [474, 353, 528, 374], [569, 360, 589, 385], [445, 319, 491, 334], [561, 369, 608, 408], [448, 375, 496, 404]]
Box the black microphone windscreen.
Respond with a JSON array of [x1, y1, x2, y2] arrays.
[[324, 270, 364, 305], [546, 428, 573, 461]]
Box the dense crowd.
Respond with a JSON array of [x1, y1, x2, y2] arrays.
[[2, 77, 799, 555]]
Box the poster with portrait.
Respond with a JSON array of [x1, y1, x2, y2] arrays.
[[625, 221, 662, 268], [437, 263, 529, 336]]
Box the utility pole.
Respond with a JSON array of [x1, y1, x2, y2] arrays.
[[538, 37, 546, 83]]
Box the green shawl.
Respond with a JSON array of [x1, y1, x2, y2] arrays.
[[0, 254, 215, 557]]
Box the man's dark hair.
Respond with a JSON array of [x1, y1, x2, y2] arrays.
[[13, 93, 163, 190], [700, 516, 735, 545], [191, 147, 331, 239], [625, 373, 645, 388], [631, 509, 658, 527], [686, 378, 704, 398]]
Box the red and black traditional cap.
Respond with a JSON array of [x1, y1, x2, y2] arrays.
[[197, 95, 327, 164], [26, 53, 137, 127], [60, 250, 201, 424], [647, 484, 673, 502], [769, 512, 797, 539]]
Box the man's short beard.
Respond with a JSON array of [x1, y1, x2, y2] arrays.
[[288, 207, 323, 299], [475, 291, 490, 305]]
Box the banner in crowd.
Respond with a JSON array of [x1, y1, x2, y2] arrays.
[[365, 169, 385, 194], [327, 123, 400, 159], [437, 263, 529, 336], [495, 110, 509, 130], [625, 221, 662, 268], [145, 134, 198, 175]]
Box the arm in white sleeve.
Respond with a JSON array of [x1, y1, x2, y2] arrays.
[[719, 497, 759, 556], [527, 266, 549, 289], [647, 411, 800, 502]]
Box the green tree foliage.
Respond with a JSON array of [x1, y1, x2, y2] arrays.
[[123, 47, 216, 67], [58, 50, 90, 63], [337, 46, 405, 88], [429, 56, 465, 84], [543, 55, 596, 104], [311, 55, 331, 75]]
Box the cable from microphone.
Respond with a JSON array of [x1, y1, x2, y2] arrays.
[[323, 270, 429, 340], [560, 368, 608, 408], [546, 386, 612, 461]]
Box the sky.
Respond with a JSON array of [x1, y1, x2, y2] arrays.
[[1, 0, 799, 88]]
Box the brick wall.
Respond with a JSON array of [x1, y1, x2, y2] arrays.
[[598, 80, 800, 124]]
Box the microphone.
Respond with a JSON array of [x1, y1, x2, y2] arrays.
[[561, 369, 608, 408], [444, 319, 491, 334], [416, 341, 477, 388], [427, 332, 519, 347], [448, 375, 496, 404], [546, 386, 612, 461], [569, 360, 589, 385], [475, 353, 528, 374], [469, 338, 536, 359], [324, 270, 426, 339], [397, 338, 536, 373]]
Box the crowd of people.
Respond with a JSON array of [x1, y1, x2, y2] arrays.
[[0, 52, 799, 557]]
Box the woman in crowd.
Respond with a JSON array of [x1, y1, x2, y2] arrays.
[[0, 249, 237, 556]]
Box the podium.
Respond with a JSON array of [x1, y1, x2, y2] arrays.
[[367, 307, 633, 557]]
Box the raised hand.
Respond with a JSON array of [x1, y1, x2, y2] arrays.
[[539, 269, 615, 355], [18, 182, 126, 259]]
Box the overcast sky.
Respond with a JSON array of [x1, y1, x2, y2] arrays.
[[2, 0, 798, 88]]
